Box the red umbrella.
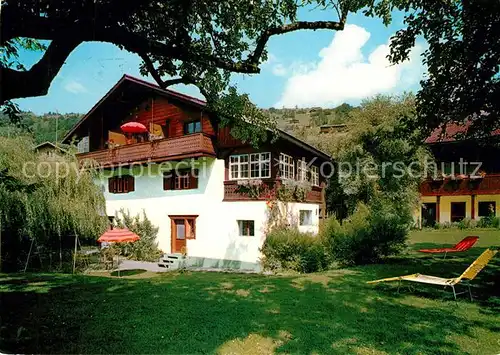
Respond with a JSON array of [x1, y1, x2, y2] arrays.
[[98, 228, 140, 243], [120, 122, 148, 134]]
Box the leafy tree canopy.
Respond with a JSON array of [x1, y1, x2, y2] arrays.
[[0, 136, 107, 245], [385, 0, 500, 139], [1, 0, 396, 144], [306, 94, 430, 219]]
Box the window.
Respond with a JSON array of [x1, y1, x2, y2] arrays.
[[450, 202, 466, 222], [250, 153, 271, 178], [230, 152, 271, 180], [229, 154, 249, 179], [184, 120, 202, 135], [164, 169, 198, 190], [279, 153, 295, 180], [310, 166, 320, 186], [478, 201, 496, 217], [238, 220, 255, 236], [297, 159, 308, 182], [108, 175, 135, 194], [175, 219, 186, 239], [299, 210, 313, 226]]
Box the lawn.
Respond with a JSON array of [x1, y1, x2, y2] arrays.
[[1, 230, 499, 354]]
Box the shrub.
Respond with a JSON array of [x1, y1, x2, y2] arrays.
[[322, 202, 410, 265], [260, 228, 329, 273], [477, 216, 500, 228], [458, 218, 477, 230], [114, 209, 163, 262]]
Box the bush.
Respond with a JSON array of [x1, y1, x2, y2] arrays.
[[114, 209, 163, 262], [457, 218, 478, 230], [260, 228, 329, 273], [322, 202, 410, 265], [477, 216, 500, 228]]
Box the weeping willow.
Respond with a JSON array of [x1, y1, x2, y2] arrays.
[[0, 136, 107, 270]]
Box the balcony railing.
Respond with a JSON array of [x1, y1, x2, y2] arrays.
[[223, 180, 323, 203], [420, 174, 500, 196], [77, 133, 215, 167]]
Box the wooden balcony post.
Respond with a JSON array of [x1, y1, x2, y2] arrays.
[[471, 194, 476, 219], [436, 195, 441, 223]]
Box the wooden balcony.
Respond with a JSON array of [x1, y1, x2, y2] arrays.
[[223, 180, 323, 203], [420, 174, 500, 196], [77, 133, 215, 167]]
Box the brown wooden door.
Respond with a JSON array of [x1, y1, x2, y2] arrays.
[[171, 219, 187, 253], [170, 216, 197, 254]]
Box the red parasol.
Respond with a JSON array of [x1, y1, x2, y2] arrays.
[[120, 122, 148, 134], [98, 228, 140, 243]]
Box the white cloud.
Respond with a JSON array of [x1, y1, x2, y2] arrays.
[[275, 24, 425, 108], [64, 80, 88, 94], [272, 63, 287, 76]]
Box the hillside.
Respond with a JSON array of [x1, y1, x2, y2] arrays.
[[264, 103, 355, 133], [0, 112, 82, 144]]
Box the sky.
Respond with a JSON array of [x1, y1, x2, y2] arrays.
[[13, 9, 426, 114]]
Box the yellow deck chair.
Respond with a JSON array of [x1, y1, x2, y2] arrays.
[[367, 249, 498, 300]]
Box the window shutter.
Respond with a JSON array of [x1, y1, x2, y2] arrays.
[[163, 173, 173, 190], [108, 177, 115, 193], [128, 175, 135, 192], [190, 169, 199, 189]]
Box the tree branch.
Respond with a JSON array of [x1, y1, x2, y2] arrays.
[[1, 37, 82, 101], [2, 6, 349, 101], [247, 20, 346, 66]]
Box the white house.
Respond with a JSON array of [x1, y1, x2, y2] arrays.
[[63, 75, 330, 268]]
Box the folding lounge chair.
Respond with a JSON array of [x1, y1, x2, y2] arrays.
[[418, 236, 479, 259], [367, 249, 498, 300]]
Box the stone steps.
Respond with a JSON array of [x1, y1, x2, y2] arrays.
[[157, 253, 186, 270]]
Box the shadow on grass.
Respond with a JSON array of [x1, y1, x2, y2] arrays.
[[110, 269, 147, 277], [1, 260, 500, 355]]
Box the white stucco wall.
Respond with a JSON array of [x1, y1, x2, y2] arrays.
[[98, 158, 321, 263]]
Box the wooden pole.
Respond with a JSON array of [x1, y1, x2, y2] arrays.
[[0, 218, 2, 272], [72, 234, 78, 274], [24, 239, 34, 273]]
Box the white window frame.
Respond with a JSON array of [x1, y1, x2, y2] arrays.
[[299, 210, 313, 226], [229, 154, 249, 180], [297, 159, 308, 182], [230, 152, 271, 180], [279, 153, 295, 180], [310, 165, 320, 186], [250, 152, 271, 179]]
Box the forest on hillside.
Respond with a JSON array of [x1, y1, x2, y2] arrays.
[[0, 111, 82, 144]]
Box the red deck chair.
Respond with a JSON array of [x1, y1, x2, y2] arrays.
[[419, 236, 479, 259]]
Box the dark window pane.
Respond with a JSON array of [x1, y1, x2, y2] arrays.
[[478, 201, 496, 217]]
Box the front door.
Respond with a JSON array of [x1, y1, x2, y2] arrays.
[[170, 216, 197, 254], [451, 202, 466, 222], [421, 203, 437, 227], [171, 219, 187, 253]]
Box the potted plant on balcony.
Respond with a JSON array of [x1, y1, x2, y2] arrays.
[[429, 170, 445, 190], [236, 179, 265, 199], [468, 170, 486, 189]]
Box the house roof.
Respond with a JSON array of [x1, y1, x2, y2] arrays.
[[34, 141, 68, 153], [425, 122, 500, 144], [63, 74, 331, 161]]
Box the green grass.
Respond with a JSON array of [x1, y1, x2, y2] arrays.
[[1, 230, 499, 354]]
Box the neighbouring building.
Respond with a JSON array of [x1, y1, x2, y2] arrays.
[[417, 123, 500, 227], [34, 141, 68, 157], [63, 75, 330, 267]]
